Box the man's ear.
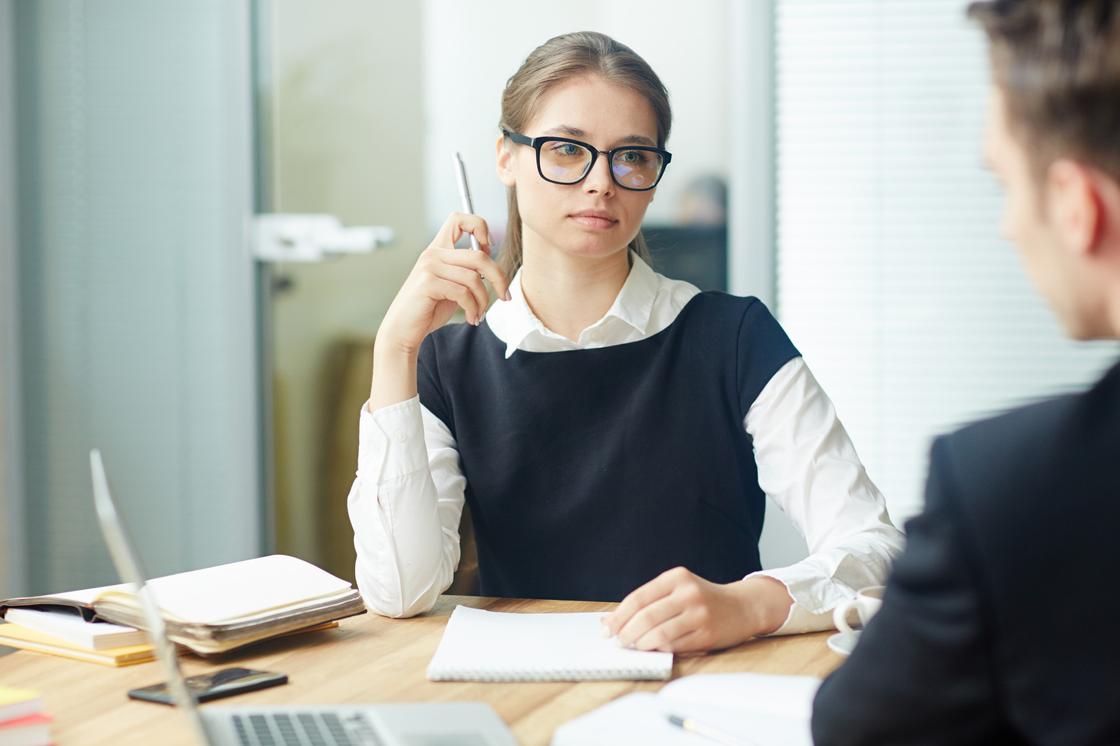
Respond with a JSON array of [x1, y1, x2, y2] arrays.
[[1046, 158, 1103, 257], [496, 134, 516, 187]]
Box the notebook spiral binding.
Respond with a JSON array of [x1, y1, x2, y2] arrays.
[[428, 667, 669, 682]]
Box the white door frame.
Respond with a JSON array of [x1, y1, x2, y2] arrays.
[[729, 0, 811, 568], [729, 0, 776, 307]]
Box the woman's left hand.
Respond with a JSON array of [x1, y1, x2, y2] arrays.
[[601, 567, 793, 654]]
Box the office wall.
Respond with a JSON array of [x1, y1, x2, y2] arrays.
[[14, 0, 260, 592], [0, 0, 24, 597]]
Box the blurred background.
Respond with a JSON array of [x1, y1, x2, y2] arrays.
[[1, 0, 1116, 599]]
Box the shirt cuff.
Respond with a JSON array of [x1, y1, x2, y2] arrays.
[[357, 396, 430, 485], [748, 565, 856, 636]]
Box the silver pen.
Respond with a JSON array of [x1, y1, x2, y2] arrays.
[[453, 152, 482, 252], [667, 713, 755, 746]]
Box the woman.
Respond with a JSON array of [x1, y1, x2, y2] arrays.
[[348, 31, 903, 653]]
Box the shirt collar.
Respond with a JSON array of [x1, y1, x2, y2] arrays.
[[602, 253, 660, 337], [486, 253, 662, 359]]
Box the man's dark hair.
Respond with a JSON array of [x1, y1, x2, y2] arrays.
[[968, 0, 1120, 181]]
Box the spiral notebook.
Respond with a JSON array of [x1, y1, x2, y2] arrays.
[[427, 606, 673, 682]]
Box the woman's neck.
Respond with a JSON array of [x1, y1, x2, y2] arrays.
[[518, 244, 632, 343]]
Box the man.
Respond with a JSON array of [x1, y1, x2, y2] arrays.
[[811, 1, 1120, 743]]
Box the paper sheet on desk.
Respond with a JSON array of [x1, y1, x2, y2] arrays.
[[662, 672, 821, 721], [551, 673, 821, 746]]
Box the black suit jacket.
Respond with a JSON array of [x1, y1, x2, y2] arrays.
[[812, 360, 1120, 745]]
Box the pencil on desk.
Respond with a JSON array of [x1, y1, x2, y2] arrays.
[[667, 712, 754, 746]]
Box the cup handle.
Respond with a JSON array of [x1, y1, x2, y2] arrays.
[[833, 599, 859, 635]]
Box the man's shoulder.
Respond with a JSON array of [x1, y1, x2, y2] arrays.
[[934, 362, 1120, 526], [945, 394, 1077, 464]]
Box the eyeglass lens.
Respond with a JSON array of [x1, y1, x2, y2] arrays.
[[539, 141, 663, 190]]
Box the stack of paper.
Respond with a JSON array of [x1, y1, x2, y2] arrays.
[[427, 606, 673, 682], [5, 607, 146, 649], [0, 622, 154, 667], [0, 600, 152, 668], [0, 555, 365, 656], [0, 687, 51, 746]]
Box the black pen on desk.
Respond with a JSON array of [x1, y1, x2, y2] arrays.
[[667, 713, 754, 746], [453, 151, 483, 252]]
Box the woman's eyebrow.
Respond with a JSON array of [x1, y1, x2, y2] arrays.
[[542, 125, 656, 147], [543, 124, 587, 138], [617, 134, 657, 146]]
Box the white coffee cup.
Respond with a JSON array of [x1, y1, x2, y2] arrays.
[[832, 586, 885, 636]]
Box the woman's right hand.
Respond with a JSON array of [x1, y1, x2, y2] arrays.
[[376, 212, 512, 357]]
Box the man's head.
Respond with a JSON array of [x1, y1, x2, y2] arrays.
[[969, 0, 1120, 339]]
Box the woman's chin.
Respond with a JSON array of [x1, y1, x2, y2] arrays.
[[562, 247, 629, 266], [558, 234, 632, 260]]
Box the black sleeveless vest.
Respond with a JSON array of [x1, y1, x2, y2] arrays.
[[417, 292, 799, 601]]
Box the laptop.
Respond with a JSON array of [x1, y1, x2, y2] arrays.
[[89, 449, 518, 746]]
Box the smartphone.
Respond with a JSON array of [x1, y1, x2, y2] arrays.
[[127, 667, 288, 705]]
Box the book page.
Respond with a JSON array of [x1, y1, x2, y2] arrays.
[[97, 554, 353, 624], [2, 583, 125, 610], [4, 607, 141, 649]]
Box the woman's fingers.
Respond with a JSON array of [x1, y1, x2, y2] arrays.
[[430, 213, 512, 301], [378, 211, 512, 353], [433, 212, 491, 254], [428, 263, 491, 324], [438, 246, 512, 302], [632, 608, 698, 652], [424, 276, 482, 325], [653, 626, 710, 655], [616, 593, 686, 649]]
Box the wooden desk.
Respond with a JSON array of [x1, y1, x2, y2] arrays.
[[0, 596, 842, 745]]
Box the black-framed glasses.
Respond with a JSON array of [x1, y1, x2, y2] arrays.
[[502, 129, 672, 192]]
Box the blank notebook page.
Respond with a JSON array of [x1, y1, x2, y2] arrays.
[[128, 555, 351, 624], [427, 606, 673, 682]]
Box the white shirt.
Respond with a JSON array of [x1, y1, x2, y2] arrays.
[[347, 255, 905, 634]]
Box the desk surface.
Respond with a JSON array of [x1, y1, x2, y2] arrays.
[[0, 596, 842, 745]]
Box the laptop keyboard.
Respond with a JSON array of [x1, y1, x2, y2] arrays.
[[232, 712, 384, 746]]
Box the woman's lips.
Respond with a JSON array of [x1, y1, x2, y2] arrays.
[[569, 214, 618, 229]]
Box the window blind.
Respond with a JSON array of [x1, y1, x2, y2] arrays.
[[774, 0, 1119, 522]]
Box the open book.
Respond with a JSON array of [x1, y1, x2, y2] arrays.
[[0, 555, 365, 655], [551, 672, 821, 745]]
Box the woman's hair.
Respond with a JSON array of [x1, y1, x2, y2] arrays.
[[497, 31, 672, 277]]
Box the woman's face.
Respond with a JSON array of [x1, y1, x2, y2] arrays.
[[497, 74, 661, 265]]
